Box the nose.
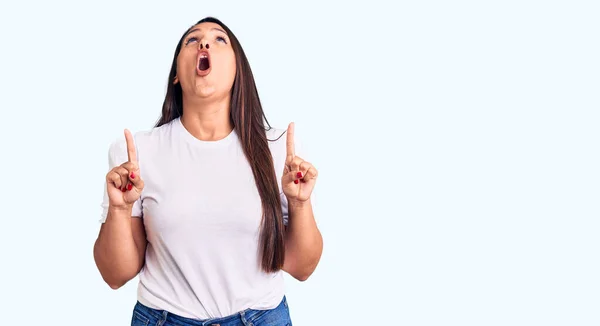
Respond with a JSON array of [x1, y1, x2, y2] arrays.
[[200, 42, 210, 50]]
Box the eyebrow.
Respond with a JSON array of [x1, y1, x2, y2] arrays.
[[184, 27, 228, 39]]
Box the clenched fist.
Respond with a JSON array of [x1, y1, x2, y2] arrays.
[[106, 129, 144, 209]]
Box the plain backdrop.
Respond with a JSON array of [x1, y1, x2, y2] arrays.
[[0, 1, 598, 325]]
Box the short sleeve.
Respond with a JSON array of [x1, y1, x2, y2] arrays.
[[281, 193, 289, 226], [99, 138, 143, 223]]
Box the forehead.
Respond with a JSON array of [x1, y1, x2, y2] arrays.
[[186, 22, 227, 35]]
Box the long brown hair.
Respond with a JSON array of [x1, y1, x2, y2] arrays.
[[155, 17, 285, 273]]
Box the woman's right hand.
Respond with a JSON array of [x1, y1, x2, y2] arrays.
[[106, 129, 145, 209]]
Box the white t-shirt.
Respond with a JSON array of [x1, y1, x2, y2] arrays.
[[99, 117, 296, 319]]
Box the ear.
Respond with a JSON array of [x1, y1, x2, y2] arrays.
[[173, 76, 179, 84]]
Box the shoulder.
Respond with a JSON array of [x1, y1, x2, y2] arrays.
[[266, 127, 287, 145], [265, 124, 306, 158], [265, 126, 288, 157], [134, 120, 177, 145], [107, 119, 177, 161]]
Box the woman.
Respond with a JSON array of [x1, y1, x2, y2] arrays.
[[93, 17, 323, 326]]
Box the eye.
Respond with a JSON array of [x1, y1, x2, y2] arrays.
[[216, 36, 227, 44], [185, 36, 198, 45]]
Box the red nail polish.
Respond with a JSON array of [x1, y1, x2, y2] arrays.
[[301, 179, 306, 183], [294, 179, 299, 184], [121, 187, 126, 192], [296, 172, 303, 178], [130, 172, 135, 179], [127, 184, 133, 191]]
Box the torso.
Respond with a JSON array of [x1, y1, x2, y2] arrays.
[[121, 118, 290, 319]]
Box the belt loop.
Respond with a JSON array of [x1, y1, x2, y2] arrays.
[[157, 310, 168, 326], [240, 310, 251, 326]]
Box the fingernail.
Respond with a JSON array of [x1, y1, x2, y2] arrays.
[[296, 172, 303, 178], [127, 184, 133, 191], [121, 187, 126, 192], [130, 172, 135, 179], [294, 179, 299, 184], [301, 179, 306, 183]]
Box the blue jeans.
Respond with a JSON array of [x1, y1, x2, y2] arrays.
[[131, 296, 292, 326]]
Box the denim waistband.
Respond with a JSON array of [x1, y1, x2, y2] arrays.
[[133, 295, 288, 326]]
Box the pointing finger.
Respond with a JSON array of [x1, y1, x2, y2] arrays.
[[286, 122, 295, 164], [124, 129, 138, 163]]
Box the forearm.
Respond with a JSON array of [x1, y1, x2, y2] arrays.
[[284, 199, 323, 280], [93, 206, 142, 288]]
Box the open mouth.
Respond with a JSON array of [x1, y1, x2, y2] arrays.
[[199, 56, 209, 70], [196, 51, 211, 76]]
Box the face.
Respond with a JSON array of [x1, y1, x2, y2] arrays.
[[174, 22, 236, 101]]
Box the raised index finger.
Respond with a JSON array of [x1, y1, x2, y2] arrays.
[[124, 129, 137, 163], [286, 122, 295, 159]]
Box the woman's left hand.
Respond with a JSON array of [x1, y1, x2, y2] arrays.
[[282, 122, 318, 205]]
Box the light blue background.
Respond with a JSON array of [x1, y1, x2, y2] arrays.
[[0, 1, 598, 325]]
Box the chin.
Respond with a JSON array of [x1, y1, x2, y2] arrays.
[[194, 85, 217, 98]]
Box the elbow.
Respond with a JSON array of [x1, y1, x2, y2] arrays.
[[284, 237, 323, 282], [97, 251, 144, 291], [108, 281, 125, 290], [285, 250, 323, 282], [288, 262, 318, 282], [102, 274, 130, 290], [104, 271, 138, 290], [104, 272, 137, 290], [284, 263, 314, 282], [294, 272, 311, 282], [94, 246, 136, 290]]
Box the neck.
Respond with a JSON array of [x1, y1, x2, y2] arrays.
[[180, 96, 233, 141]]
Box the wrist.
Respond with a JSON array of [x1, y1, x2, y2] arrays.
[[108, 204, 133, 215], [287, 197, 311, 210]]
